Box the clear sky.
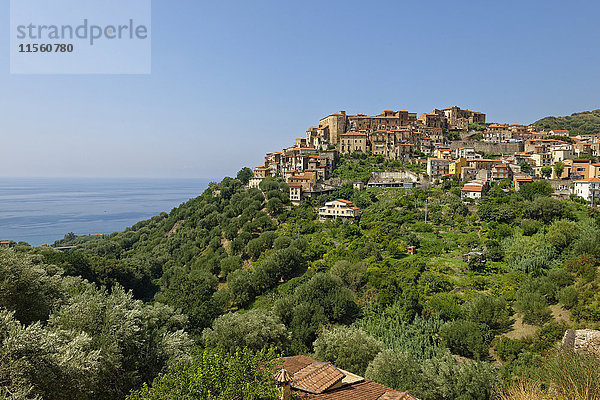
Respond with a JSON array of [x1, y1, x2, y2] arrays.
[[1, 0, 599, 179]]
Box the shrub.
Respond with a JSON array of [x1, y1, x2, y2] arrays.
[[462, 295, 512, 333], [365, 349, 420, 392], [330, 261, 367, 292], [559, 286, 578, 309], [127, 348, 281, 400], [439, 320, 491, 360], [426, 293, 462, 321], [202, 310, 289, 353], [514, 292, 552, 325], [313, 326, 382, 376], [494, 336, 525, 362]]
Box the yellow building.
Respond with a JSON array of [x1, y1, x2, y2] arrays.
[[449, 158, 468, 176]]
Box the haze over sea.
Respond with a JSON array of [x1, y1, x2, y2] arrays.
[[0, 178, 210, 246]]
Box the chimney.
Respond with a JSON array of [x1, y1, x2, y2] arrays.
[[274, 369, 292, 400]]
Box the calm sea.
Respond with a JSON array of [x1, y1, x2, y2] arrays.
[[0, 178, 211, 246]]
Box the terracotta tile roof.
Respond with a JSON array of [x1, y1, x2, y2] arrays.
[[336, 199, 353, 204], [377, 391, 419, 400], [301, 379, 391, 400], [280, 356, 420, 400], [280, 355, 317, 374], [462, 185, 483, 192], [293, 362, 345, 394]]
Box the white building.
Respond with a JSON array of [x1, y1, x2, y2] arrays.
[[573, 178, 600, 204], [426, 158, 450, 177], [454, 147, 481, 159], [461, 183, 484, 199], [550, 145, 574, 163], [319, 199, 360, 220], [289, 184, 302, 205]]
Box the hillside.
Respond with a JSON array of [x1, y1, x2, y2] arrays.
[[3, 161, 600, 399], [533, 109, 600, 135]]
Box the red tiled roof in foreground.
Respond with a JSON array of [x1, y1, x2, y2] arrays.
[[281, 355, 317, 374], [279, 356, 420, 400], [300, 380, 390, 400], [293, 362, 345, 394]]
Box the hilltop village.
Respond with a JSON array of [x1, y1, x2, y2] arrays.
[[251, 106, 600, 208]]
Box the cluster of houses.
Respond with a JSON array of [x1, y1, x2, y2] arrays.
[[249, 106, 600, 205]]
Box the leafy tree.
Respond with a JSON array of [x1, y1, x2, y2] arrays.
[[541, 166, 552, 178], [274, 273, 360, 349], [522, 197, 564, 223], [202, 310, 289, 353], [478, 203, 515, 224], [462, 295, 511, 333], [50, 285, 193, 400], [520, 180, 554, 201], [518, 160, 534, 176], [220, 256, 243, 277], [127, 348, 280, 400], [254, 247, 304, 289], [365, 349, 420, 393], [0, 249, 66, 324], [439, 320, 491, 359], [313, 326, 382, 375], [157, 269, 222, 335], [0, 309, 101, 400], [330, 260, 366, 292], [367, 350, 498, 400], [417, 354, 498, 400], [554, 161, 565, 179], [227, 269, 257, 308], [236, 167, 253, 185]]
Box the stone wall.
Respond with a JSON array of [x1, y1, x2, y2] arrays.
[[371, 170, 422, 182], [449, 141, 524, 155], [562, 329, 600, 358]]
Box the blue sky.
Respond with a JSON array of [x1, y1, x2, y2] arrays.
[[1, 0, 599, 178]]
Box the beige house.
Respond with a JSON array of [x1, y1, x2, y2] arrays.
[[441, 106, 486, 128], [319, 199, 360, 220], [339, 132, 368, 154], [249, 166, 271, 188]]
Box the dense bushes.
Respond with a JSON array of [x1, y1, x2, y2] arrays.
[[127, 348, 280, 400], [0, 248, 192, 400], [274, 273, 360, 351], [202, 310, 289, 353], [313, 326, 382, 375]]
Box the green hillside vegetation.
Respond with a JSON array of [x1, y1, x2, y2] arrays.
[[3, 165, 600, 399], [533, 109, 600, 135]]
